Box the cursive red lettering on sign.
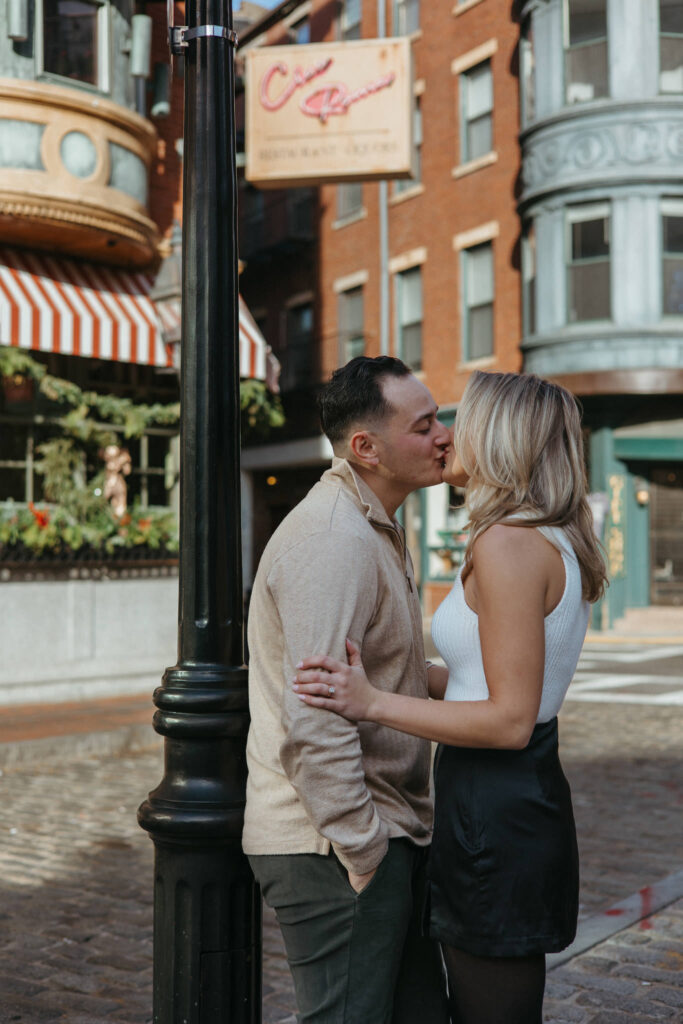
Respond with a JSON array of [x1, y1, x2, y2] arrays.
[[260, 58, 333, 112], [299, 73, 396, 123]]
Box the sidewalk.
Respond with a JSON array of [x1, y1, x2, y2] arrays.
[[0, 621, 681, 1022]]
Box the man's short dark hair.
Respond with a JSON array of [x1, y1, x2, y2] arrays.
[[318, 356, 411, 446]]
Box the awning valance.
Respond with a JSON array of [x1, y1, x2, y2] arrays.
[[0, 248, 269, 380]]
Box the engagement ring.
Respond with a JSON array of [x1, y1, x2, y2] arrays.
[[328, 685, 335, 696]]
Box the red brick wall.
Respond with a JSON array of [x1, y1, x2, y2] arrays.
[[233, 0, 523, 408]]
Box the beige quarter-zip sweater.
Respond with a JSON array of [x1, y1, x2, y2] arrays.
[[242, 458, 432, 876]]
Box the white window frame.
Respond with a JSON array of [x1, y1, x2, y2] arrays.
[[659, 0, 683, 94], [393, 0, 419, 37], [566, 202, 611, 324], [36, 0, 111, 94], [661, 199, 683, 317], [394, 93, 423, 197], [563, 0, 608, 105], [460, 60, 494, 166], [337, 285, 365, 364], [460, 241, 495, 363], [394, 264, 423, 371], [340, 0, 362, 41]]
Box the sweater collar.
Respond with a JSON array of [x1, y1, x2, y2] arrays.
[[322, 457, 397, 530]]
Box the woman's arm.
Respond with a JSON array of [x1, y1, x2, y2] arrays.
[[294, 527, 548, 750], [426, 662, 448, 700]]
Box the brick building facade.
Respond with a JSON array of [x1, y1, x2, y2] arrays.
[[237, 0, 525, 612]]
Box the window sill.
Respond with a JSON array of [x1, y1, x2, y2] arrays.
[[332, 207, 368, 230], [457, 355, 495, 371], [453, 0, 486, 15], [389, 184, 425, 206], [394, 28, 423, 42], [452, 151, 498, 179]]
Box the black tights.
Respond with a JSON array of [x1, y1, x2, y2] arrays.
[[442, 944, 546, 1024]]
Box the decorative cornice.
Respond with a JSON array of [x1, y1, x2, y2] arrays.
[[520, 103, 683, 206]]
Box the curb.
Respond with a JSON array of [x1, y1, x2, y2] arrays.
[[548, 869, 683, 970], [0, 722, 161, 770]]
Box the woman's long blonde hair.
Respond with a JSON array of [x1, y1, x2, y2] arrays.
[[455, 371, 607, 602]]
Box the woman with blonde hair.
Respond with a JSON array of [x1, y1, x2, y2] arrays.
[[293, 371, 607, 1024]]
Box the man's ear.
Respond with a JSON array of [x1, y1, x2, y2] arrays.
[[349, 429, 380, 467]]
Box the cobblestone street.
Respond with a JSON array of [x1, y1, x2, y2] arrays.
[[0, 643, 681, 1022]]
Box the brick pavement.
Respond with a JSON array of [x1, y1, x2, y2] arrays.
[[0, 698, 680, 1022]]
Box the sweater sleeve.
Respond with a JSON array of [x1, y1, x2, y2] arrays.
[[268, 529, 388, 876]]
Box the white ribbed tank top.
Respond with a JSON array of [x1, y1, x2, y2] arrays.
[[431, 525, 590, 723]]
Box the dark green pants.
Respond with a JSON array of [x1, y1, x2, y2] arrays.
[[249, 838, 450, 1024]]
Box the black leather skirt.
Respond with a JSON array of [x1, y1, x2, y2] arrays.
[[426, 717, 579, 957]]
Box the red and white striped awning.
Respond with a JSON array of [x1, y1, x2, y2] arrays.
[[0, 248, 269, 380]]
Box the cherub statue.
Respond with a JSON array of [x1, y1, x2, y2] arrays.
[[102, 444, 132, 518]]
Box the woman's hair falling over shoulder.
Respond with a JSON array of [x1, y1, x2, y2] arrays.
[[455, 370, 608, 602]]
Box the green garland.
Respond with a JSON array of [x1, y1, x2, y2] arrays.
[[0, 344, 284, 440], [0, 345, 284, 559]]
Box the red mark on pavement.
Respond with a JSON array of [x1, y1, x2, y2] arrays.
[[605, 908, 625, 916], [639, 886, 653, 929]]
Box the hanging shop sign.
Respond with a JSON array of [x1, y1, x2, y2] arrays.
[[245, 39, 414, 188]]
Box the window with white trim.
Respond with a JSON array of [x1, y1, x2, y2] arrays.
[[341, 0, 362, 41], [522, 220, 536, 337], [567, 205, 611, 322], [394, 0, 419, 36], [662, 202, 683, 315], [395, 267, 422, 371], [660, 0, 683, 93], [394, 96, 422, 195], [337, 182, 363, 220], [462, 242, 494, 360], [40, 0, 110, 91], [460, 61, 493, 164], [565, 0, 608, 104], [338, 287, 365, 363]]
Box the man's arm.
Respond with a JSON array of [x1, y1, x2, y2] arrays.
[[268, 530, 387, 877]]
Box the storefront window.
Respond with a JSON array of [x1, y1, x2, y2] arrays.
[[662, 205, 683, 315], [565, 0, 608, 104], [567, 205, 611, 322], [338, 287, 364, 363], [461, 61, 493, 163], [660, 0, 683, 93], [42, 0, 107, 90], [462, 242, 494, 360], [396, 267, 423, 371]]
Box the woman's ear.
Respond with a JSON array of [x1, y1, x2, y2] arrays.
[[349, 429, 380, 467]]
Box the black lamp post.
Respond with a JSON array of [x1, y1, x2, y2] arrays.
[[138, 2, 261, 1021]]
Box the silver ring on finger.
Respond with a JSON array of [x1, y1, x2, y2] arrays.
[[328, 685, 335, 696]]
